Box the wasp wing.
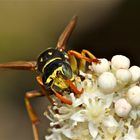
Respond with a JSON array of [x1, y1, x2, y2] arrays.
[[0, 61, 37, 71], [56, 16, 77, 51]]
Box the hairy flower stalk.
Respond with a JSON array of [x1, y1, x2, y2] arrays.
[[45, 55, 140, 140]]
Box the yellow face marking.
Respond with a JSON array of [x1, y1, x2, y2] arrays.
[[53, 76, 68, 90], [42, 57, 62, 73], [70, 74, 75, 81], [46, 66, 63, 84]]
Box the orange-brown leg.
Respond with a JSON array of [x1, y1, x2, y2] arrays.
[[65, 79, 83, 96], [36, 76, 82, 105], [67, 50, 99, 63], [36, 75, 72, 105], [66, 50, 99, 94], [55, 92, 72, 105], [67, 50, 99, 73], [67, 52, 78, 73], [25, 90, 45, 140], [79, 49, 100, 72], [81, 49, 97, 59], [68, 49, 100, 72], [36, 76, 55, 106]]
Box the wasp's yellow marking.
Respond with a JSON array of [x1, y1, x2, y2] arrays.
[[52, 76, 68, 90], [42, 57, 62, 73], [45, 66, 63, 84], [48, 52, 53, 55], [70, 74, 75, 82], [40, 57, 43, 62]]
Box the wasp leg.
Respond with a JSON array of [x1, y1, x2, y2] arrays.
[[49, 79, 73, 105], [56, 16, 77, 51], [68, 50, 99, 63], [68, 50, 100, 72], [79, 49, 100, 72], [65, 79, 83, 96], [67, 53, 78, 73], [67, 50, 99, 73], [0, 61, 36, 71], [55, 92, 72, 105], [36, 76, 55, 106], [25, 90, 45, 140]]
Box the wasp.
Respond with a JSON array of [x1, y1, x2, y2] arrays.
[[0, 16, 99, 140]]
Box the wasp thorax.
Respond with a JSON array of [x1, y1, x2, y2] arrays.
[[37, 48, 67, 73]]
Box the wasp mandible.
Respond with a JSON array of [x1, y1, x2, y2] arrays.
[[0, 16, 99, 140]]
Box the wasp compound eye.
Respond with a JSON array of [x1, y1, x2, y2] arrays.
[[62, 62, 73, 79]]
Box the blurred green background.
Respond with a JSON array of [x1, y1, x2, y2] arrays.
[[0, 0, 140, 140]]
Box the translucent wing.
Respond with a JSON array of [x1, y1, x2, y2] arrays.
[[0, 61, 36, 71], [56, 16, 78, 51]]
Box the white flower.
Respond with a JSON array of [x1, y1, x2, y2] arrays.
[[79, 70, 92, 79], [88, 122, 98, 139], [115, 98, 132, 117], [129, 108, 140, 120], [111, 55, 130, 70], [123, 126, 137, 140], [102, 115, 119, 134], [98, 72, 117, 93], [129, 65, 140, 82], [70, 109, 87, 122], [85, 97, 106, 123], [126, 86, 140, 106], [82, 79, 95, 92], [89, 58, 110, 74], [135, 125, 140, 139], [45, 53, 140, 140], [45, 128, 63, 140]]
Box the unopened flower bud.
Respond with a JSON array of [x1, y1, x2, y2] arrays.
[[98, 72, 117, 93], [115, 98, 132, 117], [116, 69, 132, 85], [90, 58, 110, 74], [102, 116, 118, 134], [111, 55, 130, 70], [127, 86, 140, 106], [129, 66, 140, 83]]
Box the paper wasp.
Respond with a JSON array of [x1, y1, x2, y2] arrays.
[[0, 16, 99, 140]]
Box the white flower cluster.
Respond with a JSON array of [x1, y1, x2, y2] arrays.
[[45, 55, 140, 140]]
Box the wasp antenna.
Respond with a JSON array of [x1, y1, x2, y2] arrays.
[[56, 15, 78, 51]]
